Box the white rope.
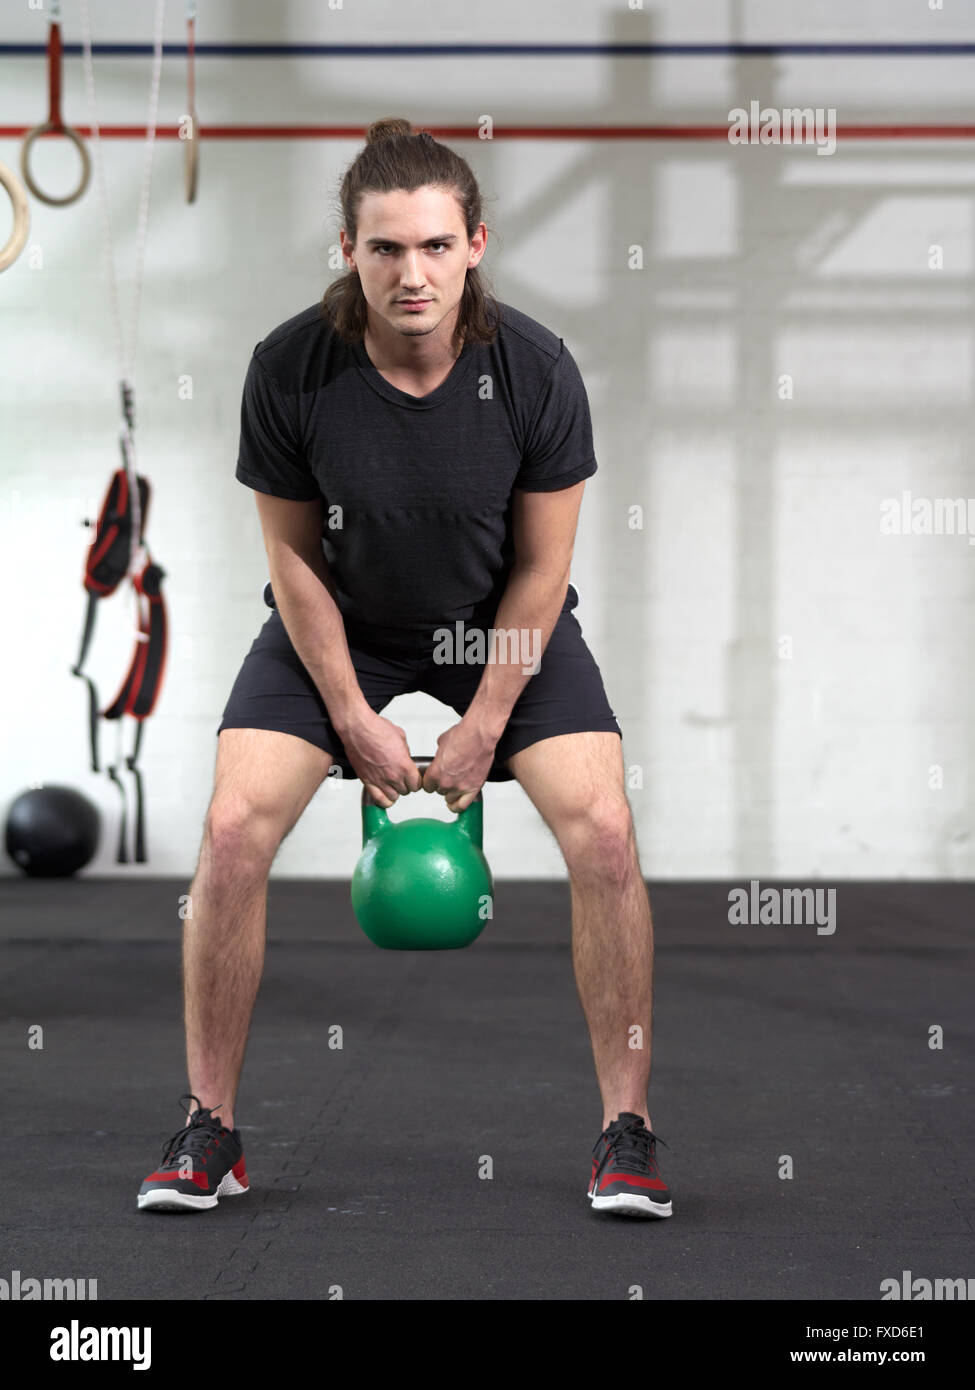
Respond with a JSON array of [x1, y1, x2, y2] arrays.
[[79, 0, 167, 575]]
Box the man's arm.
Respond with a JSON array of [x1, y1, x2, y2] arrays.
[[464, 479, 586, 740], [254, 493, 370, 735]]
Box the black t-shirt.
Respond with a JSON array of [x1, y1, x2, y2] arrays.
[[235, 299, 598, 628]]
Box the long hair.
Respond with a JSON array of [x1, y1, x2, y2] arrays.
[[321, 117, 500, 346]]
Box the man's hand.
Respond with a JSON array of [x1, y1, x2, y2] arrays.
[[339, 708, 423, 808], [423, 719, 499, 813]]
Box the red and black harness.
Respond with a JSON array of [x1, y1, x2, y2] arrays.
[[72, 386, 168, 862]]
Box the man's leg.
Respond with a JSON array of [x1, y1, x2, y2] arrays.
[[504, 731, 654, 1132], [182, 727, 334, 1129]]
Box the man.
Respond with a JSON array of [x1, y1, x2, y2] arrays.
[[137, 121, 671, 1221]]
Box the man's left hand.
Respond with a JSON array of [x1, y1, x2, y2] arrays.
[[422, 720, 499, 813]]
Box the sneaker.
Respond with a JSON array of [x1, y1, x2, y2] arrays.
[[588, 1112, 672, 1218], [137, 1093, 249, 1212]]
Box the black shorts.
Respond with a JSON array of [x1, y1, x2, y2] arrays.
[[216, 584, 622, 782]]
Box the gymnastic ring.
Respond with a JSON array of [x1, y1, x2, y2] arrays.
[[20, 121, 91, 208], [0, 161, 31, 273], [184, 111, 199, 204]]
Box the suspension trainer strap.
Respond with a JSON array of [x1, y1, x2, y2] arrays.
[[72, 469, 151, 773], [77, 0, 169, 864], [129, 722, 147, 863]]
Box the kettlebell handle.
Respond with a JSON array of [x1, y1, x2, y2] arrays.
[[359, 755, 485, 851], [360, 756, 483, 810]]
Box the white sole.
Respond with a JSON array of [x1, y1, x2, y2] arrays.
[[589, 1190, 672, 1219], [138, 1167, 249, 1212]]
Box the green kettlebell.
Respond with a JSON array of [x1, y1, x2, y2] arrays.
[[351, 757, 493, 950]]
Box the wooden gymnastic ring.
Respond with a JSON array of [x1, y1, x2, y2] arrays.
[[0, 161, 31, 272], [20, 121, 91, 208]]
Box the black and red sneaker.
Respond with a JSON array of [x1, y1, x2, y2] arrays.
[[137, 1093, 249, 1213], [588, 1112, 672, 1218]]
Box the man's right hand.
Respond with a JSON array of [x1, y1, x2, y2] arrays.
[[337, 708, 422, 807]]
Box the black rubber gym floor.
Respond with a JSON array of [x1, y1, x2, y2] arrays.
[[1, 878, 971, 1302]]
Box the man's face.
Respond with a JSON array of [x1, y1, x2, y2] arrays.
[[343, 185, 487, 341]]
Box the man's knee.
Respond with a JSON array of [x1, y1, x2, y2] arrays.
[[559, 797, 636, 880], [202, 795, 284, 878]]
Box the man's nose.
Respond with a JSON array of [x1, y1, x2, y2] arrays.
[[401, 252, 426, 286]]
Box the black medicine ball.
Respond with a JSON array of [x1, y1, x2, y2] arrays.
[[4, 785, 101, 878]]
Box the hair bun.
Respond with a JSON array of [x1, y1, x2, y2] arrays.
[[366, 117, 416, 144]]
